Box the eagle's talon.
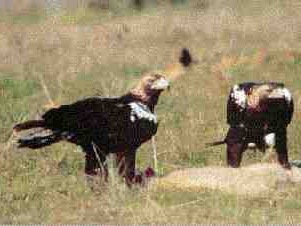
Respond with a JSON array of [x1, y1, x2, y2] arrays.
[[144, 167, 155, 178]]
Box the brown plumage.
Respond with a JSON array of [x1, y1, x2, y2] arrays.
[[207, 82, 294, 169], [13, 48, 193, 186]]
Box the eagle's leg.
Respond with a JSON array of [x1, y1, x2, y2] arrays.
[[275, 127, 291, 169], [257, 142, 266, 153], [226, 126, 247, 168], [116, 151, 125, 177], [83, 144, 108, 180], [116, 150, 155, 185], [124, 148, 137, 186]]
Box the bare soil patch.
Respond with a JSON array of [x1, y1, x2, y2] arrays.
[[153, 163, 301, 196]]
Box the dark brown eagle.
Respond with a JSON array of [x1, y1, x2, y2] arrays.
[[13, 48, 192, 185]]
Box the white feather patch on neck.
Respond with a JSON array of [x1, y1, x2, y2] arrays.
[[231, 85, 247, 109], [269, 87, 292, 102], [129, 102, 157, 123]]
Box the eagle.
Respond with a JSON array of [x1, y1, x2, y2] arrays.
[[13, 48, 192, 185], [207, 82, 294, 169]]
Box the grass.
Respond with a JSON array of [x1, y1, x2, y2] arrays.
[[0, 10, 46, 25], [0, 73, 41, 141], [0, 0, 301, 224]]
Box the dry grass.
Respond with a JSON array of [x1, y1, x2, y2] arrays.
[[1, 0, 301, 224], [154, 163, 301, 197]]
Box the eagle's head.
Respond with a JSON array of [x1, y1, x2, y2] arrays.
[[141, 73, 170, 91], [130, 48, 193, 108], [131, 73, 170, 101], [130, 73, 170, 109]]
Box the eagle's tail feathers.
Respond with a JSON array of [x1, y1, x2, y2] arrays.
[[17, 132, 62, 149], [13, 120, 45, 132]]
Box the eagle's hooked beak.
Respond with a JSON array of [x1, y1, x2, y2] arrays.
[[151, 77, 170, 90]]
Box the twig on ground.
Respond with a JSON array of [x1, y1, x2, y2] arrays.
[[92, 141, 108, 181], [37, 73, 55, 107], [151, 136, 158, 173], [169, 198, 203, 209], [3, 132, 15, 152]]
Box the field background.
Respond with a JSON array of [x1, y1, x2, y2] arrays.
[[1, 0, 301, 224]]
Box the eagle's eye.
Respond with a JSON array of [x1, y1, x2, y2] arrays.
[[147, 77, 157, 84]]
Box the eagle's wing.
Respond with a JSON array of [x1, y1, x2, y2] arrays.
[[42, 97, 130, 134]]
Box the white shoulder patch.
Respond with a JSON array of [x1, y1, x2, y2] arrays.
[[282, 88, 292, 102], [129, 102, 157, 123], [231, 85, 247, 109], [269, 87, 293, 103]]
